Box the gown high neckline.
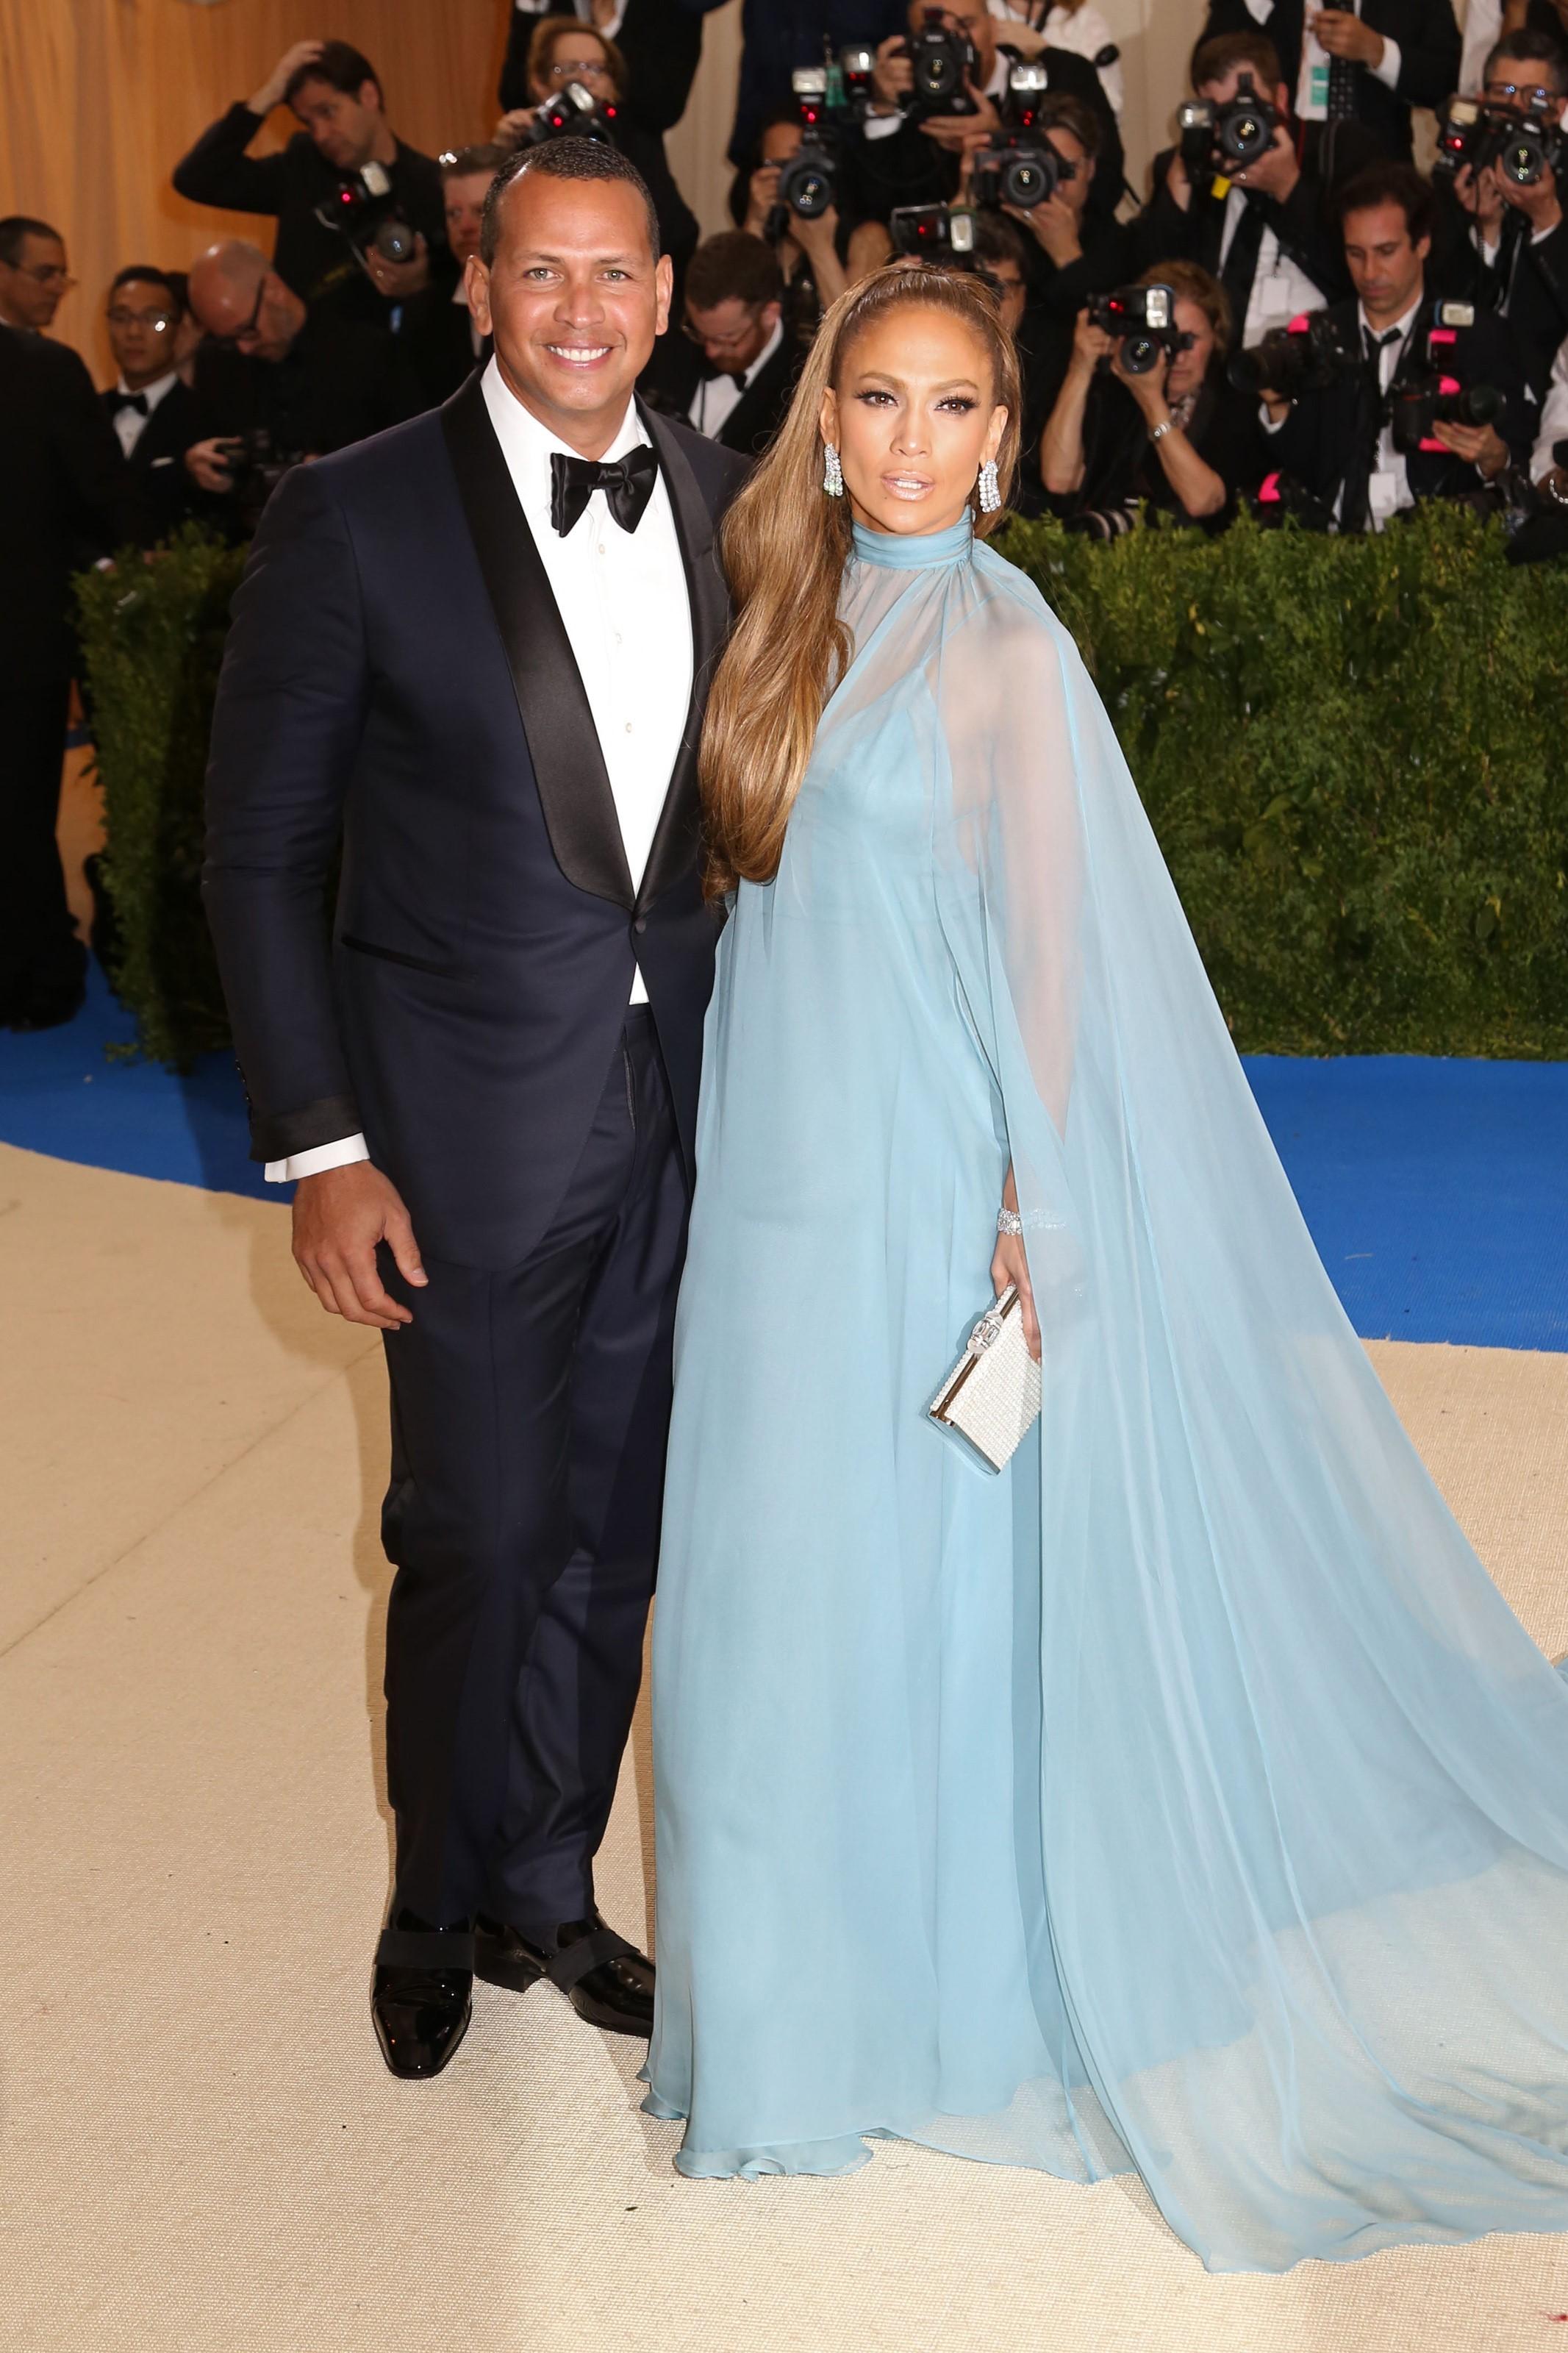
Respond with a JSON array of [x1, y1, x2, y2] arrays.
[[850, 515, 973, 571]]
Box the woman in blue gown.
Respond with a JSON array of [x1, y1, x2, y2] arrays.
[[641, 263, 1568, 2273]]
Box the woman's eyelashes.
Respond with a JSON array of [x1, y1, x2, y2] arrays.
[[851, 389, 978, 415]]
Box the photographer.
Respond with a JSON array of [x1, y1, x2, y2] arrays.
[[998, 94, 1127, 322], [182, 241, 416, 531], [731, 109, 853, 338], [501, 0, 708, 138], [1442, 30, 1568, 394], [1040, 262, 1264, 529], [1196, 1, 1462, 171], [399, 147, 507, 408], [1257, 163, 1531, 529], [494, 15, 698, 284], [1133, 34, 1348, 348], [171, 39, 445, 326], [101, 266, 200, 544], [672, 232, 801, 454], [840, 0, 1123, 239]]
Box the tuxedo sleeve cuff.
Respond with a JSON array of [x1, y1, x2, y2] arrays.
[[265, 1133, 370, 1183], [249, 1092, 364, 1165]]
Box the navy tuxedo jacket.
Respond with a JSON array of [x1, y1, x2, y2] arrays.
[[203, 375, 749, 1268]]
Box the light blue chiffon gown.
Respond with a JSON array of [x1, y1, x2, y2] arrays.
[[642, 513, 1568, 2273]]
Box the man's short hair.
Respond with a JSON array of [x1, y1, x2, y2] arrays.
[[109, 264, 181, 304], [971, 211, 1030, 275], [479, 138, 661, 266], [1336, 160, 1436, 245], [1482, 27, 1568, 90], [440, 144, 509, 186], [1190, 29, 1284, 96], [685, 230, 783, 315], [284, 40, 382, 109], [1038, 93, 1102, 161], [0, 215, 62, 267]]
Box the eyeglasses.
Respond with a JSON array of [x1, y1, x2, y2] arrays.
[[210, 274, 270, 348], [12, 263, 76, 288], [107, 307, 176, 331], [548, 58, 613, 82], [1483, 79, 1559, 109], [681, 306, 765, 352]]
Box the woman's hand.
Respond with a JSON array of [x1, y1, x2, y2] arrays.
[[742, 161, 782, 238], [992, 1231, 1042, 1363], [1070, 308, 1116, 377], [1114, 340, 1170, 416]]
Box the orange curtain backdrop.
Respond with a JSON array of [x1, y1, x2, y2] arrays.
[[0, 0, 504, 380]]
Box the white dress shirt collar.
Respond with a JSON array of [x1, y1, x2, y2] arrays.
[[479, 357, 648, 529], [115, 366, 179, 411]]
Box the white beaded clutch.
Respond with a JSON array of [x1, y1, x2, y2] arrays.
[[928, 1285, 1042, 1472]]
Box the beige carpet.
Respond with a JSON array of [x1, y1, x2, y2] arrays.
[[6, 1136, 1568, 2353]]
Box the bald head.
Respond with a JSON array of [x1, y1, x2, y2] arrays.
[[187, 241, 304, 360]]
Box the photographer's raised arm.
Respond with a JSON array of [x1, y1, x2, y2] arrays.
[[203, 460, 367, 1179], [171, 43, 322, 215]]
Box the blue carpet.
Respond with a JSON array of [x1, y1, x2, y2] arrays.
[[2, 969, 1565, 1350]]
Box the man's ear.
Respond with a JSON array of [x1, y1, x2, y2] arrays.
[[358, 80, 383, 115], [654, 251, 675, 337], [466, 254, 493, 338]]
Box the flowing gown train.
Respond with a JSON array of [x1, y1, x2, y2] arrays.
[[642, 514, 1568, 2273]]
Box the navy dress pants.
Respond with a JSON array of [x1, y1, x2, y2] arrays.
[[376, 1007, 688, 1935]]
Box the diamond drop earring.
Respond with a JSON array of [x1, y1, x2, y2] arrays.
[[977, 458, 1000, 515], [823, 441, 844, 498]]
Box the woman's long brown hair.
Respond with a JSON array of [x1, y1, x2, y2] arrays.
[[699, 264, 1023, 900]]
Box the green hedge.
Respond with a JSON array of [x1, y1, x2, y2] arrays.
[[76, 507, 1568, 1067], [76, 529, 248, 1068]]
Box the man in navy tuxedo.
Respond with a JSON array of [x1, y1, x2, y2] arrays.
[[100, 267, 199, 545], [204, 140, 748, 2077]]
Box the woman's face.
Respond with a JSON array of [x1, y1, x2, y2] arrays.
[[532, 29, 617, 105], [1167, 297, 1216, 403], [820, 305, 1006, 538]]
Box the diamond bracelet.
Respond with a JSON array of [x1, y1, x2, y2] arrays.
[[996, 1207, 1024, 1238]]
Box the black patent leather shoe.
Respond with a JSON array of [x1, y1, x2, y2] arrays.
[[473, 1908, 654, 2038], [370, 1911, 474, 2079]]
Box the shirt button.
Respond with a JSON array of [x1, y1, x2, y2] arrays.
[[624, 720, 633, 733], [634, 917, 647, 935]]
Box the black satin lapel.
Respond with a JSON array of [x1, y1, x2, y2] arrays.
[[440, 373, 634, 908], [637, 404, 730, 913]]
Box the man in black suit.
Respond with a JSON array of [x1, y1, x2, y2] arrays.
[[1198, 0, 1462, 168], [171, 37, 445, 327], [1439, 27, 1568, 395], [182, 241, 418, 530], [1, 273, 139, 1029], [1259, 161, 1533, 526], [841, 0, 1125, 240], [674, 231, 801, 455], [100, 267, 200, 546], [1132, 32, 1349, 351], [203, 140, 748, 2079]]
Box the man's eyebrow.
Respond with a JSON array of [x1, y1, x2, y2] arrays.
[[509, 247, 642, 265]]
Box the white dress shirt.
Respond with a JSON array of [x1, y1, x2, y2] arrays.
[[987, 2, 1124, 114], [451, 278, 485, 360], [514, 0, 625, 33], [1240, 0, 1403, 119], [689, 316, 784, 440], [1349, 293, 1422, 528], [1217, 187, 1331, 346], [111, 367, 179, 459], [264, 363, 693, 1182], [1532, 332, 1568, 478]]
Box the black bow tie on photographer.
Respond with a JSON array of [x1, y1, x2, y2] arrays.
[[111, 390, 149, 418], [550, 445, 659, 538]]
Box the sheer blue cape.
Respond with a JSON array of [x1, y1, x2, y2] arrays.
[[645, 515, 1568, 2271]]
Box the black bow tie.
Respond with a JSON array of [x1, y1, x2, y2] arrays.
[[112, 390, 148, 417], [549, 443, 659, 538]]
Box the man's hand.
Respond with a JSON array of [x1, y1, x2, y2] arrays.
[[1310, 7, 1386, 69], [365, 232, 430, 301], [185, 437, 238, 493], [1012, 188, 1084, 266], [293, 1162, 428, 1329], [920, 84, 1002, 152], [494, 108, 534, 151], [742, 161, 783, 237], [870, 32, 913, 111], [1454, 159, 1508, 239], [1232, 122, 1302, 204], [249, 39, 324, 118], [1433, 415, 1510, 477]]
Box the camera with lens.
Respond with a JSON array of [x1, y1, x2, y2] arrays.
[[529, 80, 620, 145], [1435, 96, 1567, 188], [1383, 309, 1501, 454], [889, 201, 977, 260], [1064, 499, 1142, 541], [775, 68, 841, 221], [970, 65, 1074, 212], [1228, 307, 1362, 399], [1175, 72, 1282, 182], [904, 7, 979, 118], [211, 426, 304, 532], [313, 161, 420, 274], [1086, 284, 1192, 376]]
